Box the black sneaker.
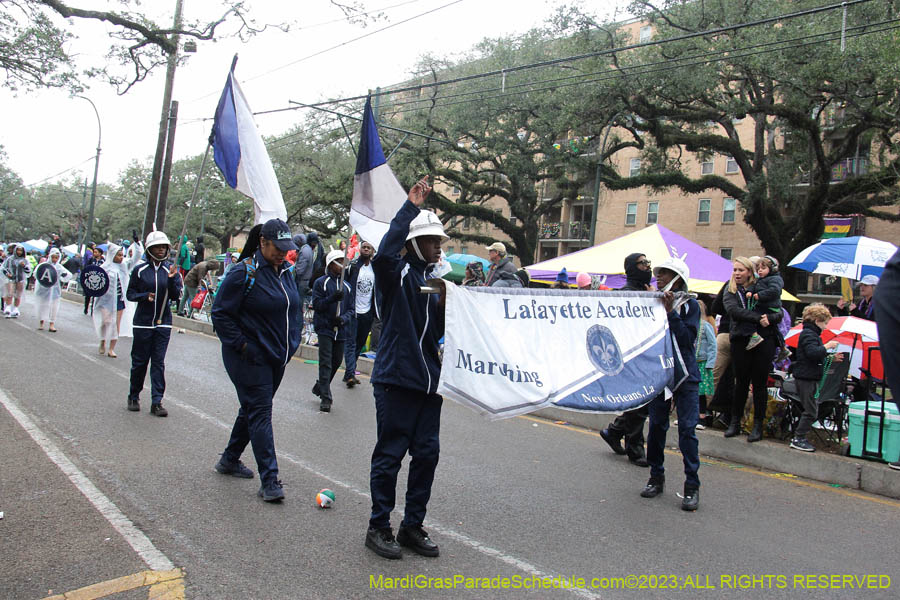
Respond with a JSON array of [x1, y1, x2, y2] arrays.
[[397, 525, 439, 557], [127, 398, 140, 412], [790, 437, 815, 452], [258, 479, 285, 502], [681, 487, 699, 511], [629, 455, 650, 468], [215, 455, 254, 479], [599, 428, 627, 455], [366, 527, 402, 559], [345, 377, 357, 389], [319, 401, 332, 413], [640, 477, 665, 498], [150, 403, 168, 417], [889, 461, 900, 471]]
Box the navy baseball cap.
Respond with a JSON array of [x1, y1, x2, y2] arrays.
[[260, 218, 297, 252]]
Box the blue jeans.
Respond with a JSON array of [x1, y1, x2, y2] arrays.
[[343, 308, 375, 380], [221, 344, 285, 486], [647, 382, 700, 489], [369, 384, 442, 529]]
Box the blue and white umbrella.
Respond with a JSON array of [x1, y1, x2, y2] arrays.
[[788, 236, 898, 280]]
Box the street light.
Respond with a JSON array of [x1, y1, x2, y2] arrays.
[[77, 96, 101, 249]]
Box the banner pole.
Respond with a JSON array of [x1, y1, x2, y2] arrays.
[[178, 142, 212, 246]]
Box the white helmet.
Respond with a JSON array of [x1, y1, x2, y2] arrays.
[[406, 210, 449, 241], [325, 249, 345, 267], [145, 230, 171, 249], [653, 256, 690, 286]]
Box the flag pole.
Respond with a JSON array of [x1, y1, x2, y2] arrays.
[[178, 141, 212, 247], [335, 228, 355, 332]]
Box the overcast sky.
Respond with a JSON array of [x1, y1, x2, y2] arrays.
[[0, 0, 624, 188]]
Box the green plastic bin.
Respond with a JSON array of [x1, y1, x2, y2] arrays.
[[848, 400, 900, 462]]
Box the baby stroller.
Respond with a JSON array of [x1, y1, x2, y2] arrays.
[[771, 351, 851, 444]]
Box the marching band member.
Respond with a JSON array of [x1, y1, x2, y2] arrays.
[[33, 248, 72, 332], [365, 177, 448, 560], [92, 243, 128, 358], [126, 229, 182, 416]]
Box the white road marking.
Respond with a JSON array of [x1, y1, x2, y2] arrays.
[[0, 387, 175, 572], [10, 317, 601, 600]]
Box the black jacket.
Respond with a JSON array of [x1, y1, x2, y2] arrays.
[[370, 200, 444, 394], [874, 248, 899, 398], [346, 257, 381, 318], [311, 273, 354, 341], [127, 257, 183, 328], [723, 285, 782, 339], [793, 321, 828, 381], [710, 282, 731, 335]]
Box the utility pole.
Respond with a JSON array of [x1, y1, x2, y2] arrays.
[[77, 96, 102, 248], [143, 0, 184, 238], [75, 178, 87, 250]]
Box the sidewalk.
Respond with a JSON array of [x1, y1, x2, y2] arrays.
[[71, 293, 900, 501]]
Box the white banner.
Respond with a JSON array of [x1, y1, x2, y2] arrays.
[[438, 286, 678, 419]]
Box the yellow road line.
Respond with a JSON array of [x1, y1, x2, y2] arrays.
[[520, 415, 900, 509], [42, 569, 184, 600]]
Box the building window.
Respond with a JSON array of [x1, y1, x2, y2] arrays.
[[463, 217, 471, 229], [647, 201, 659, 225], [639, 25, 652, 43], [698, 198, 710, 223], [625, 202, 637, 226], [461, 245, 468, 255], [629, 158, 641, 177], [452, 186, 460, 196], [720, 247, 733, 260], [723, 197, 736, 223], [725, 156, 739, 174], [446, 246, 455, 255], [701, 160, 714, 175]]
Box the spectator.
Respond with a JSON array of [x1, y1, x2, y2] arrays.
[[744, 255, 784, 355], [600, 253, 653, 466], [484, 242, 517, 287], [211, 219, 300, 502], [366, 177, 446, 560], [723, 257, 783, 442], [790, 303, 842, 452], [462, 262, 485, 287], [307, 232, 326, 283], [838, 274, 878, 321], [126, 230, 183, 417], [873, 249, 900, 470], [194, 236, 205, 264], [695, 299, 717, 429], [576, 272, 592, 290], [343, 240, 378, 388], [33, 248, 72, 332], [552, 268, 569, 289], [640, 256, 702, 511], [293, 233, 314, 337], [179, 258, 220, 318], [311, 249, 354, 412]]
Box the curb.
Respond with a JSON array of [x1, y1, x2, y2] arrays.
[[62, 291, 899, 498], [534, 406, 900, 499]]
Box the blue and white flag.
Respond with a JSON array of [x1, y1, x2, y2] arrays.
[[210, 55, 286, 224], [438, 286, 677, 420], [350, 96, 407, 249]]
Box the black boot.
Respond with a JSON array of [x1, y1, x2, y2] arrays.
[[748, 419, 763, 443], [640, 476, 664, 498], [723, 416, 741, 438]]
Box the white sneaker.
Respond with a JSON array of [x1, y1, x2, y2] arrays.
[[2, 307, 10, 318], [695, 423, 706, 430], [11, 307, 19, 318]]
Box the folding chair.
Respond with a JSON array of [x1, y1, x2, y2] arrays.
[[777, 352, 851, 444]]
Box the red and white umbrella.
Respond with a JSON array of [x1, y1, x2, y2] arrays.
[[784, 316, 879, 378]]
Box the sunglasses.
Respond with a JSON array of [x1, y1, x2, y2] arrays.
[[637, 260, 651, 266]]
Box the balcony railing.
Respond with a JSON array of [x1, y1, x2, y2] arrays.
[[539, 221, 591, 240], [797, 158, 869, 184]]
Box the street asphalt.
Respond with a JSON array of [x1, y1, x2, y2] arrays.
[[1, 297, 898, 599]]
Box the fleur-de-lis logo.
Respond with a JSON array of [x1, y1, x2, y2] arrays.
[[586, 324, 624, 376]]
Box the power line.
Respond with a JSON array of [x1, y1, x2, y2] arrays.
[[294, 0, 875, 109], [374, 18, 900, 116], [0, 156, 96, 199], [185, 0, 466, 106]]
